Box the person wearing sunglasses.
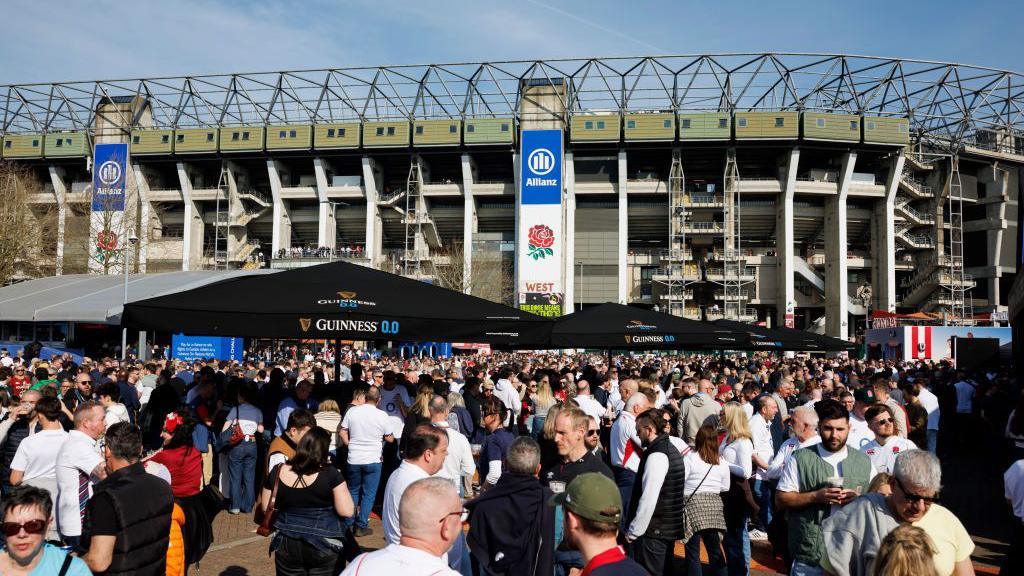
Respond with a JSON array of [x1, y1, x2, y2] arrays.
[[0, 485, 91, 575], [820, 449, 975, 576], [863, 405, 918, 475]]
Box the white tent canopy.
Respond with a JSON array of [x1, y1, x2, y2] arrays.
[[0, 270, 275, 324]]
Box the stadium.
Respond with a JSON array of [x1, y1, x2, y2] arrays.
[[1, 53, 1022, 342]]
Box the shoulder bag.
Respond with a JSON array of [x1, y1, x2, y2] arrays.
[[254, 463, 282, 536]]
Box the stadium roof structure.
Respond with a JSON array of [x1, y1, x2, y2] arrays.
[[1, 53, 1023, 148]]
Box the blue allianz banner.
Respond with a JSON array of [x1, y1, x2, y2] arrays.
[[520, 129, 562, 205], [170, 334, 244, 362], [92, 143, 128, 211]]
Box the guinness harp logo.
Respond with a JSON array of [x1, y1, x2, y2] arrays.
[[299, 318, 312, 332], [338, 291, 358, 300], [624, 335, 632, 344]]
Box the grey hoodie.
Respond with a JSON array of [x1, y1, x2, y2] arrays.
[[821, 492, 900, 576], [677, 393, 720, 446]]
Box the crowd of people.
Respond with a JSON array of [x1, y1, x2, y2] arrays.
[[0, 344, 1020, 576], [275, 245, 365, 260]]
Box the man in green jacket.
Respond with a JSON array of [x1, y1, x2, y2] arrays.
[[776, 399, 876, 576]]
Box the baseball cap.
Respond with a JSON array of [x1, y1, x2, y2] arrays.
[[481, 381, 495, 390], [548, 472, 622, 524], [853, 387, 876, 404]]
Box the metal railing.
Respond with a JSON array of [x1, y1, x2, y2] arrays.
[[900, 173, 933, 196]]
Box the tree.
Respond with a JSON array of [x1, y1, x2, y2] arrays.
[[0, 161, 59, 285], [431, 241, 515, 306]]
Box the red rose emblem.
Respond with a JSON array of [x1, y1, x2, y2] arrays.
[[96, 230, 119, 251], [527, 224, 555, 260]]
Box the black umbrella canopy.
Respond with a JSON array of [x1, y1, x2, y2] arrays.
[[550, 303, 750, 349], [122, 260, 551, 346], [713, 319, 856, 352]]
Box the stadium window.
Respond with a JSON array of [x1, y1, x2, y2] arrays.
[[596, 120, 605, 130], [242, 132, 250, 141], [449, 124, 457, 133], [681, 119, 692, 129], [816, 118, 826, 128], [4, 141, 10, 148], [775, 117, 785, 127], [467, 124, 475, 133], [66, 139, 72, 146], [132, 136, 140, 144], [415, 126, 424, 135], [289, 130, 297, 138], [279, 130, 287, 138], [500, 123, 509, 132], [56, 138, 63, 147], [719, 118, 728, 129], [627, 120, 636, 129], [585, 121, 593, 130], [32, 140, 39, 147], [850, 121, 858, 131], [338, 128, 346, 137], [663, 119, 671, 128], [177, 134, 185, 143], [327, 128, 336, 137], [386, 127, 395, 136], [866, 121, 875, 130], [376, 127, 384, 136], [161, 135, 170, 144], [738, 118, 747, 127], [206, 133, 214, 142], [232, 132, 240, 141]]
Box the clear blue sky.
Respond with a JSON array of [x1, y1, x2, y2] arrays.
[[1, 0, 1021, 84]]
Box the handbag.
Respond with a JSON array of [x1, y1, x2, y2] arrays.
[[254, 463, 282, 537], [726, 474, 761, 518], [218, 407, 245, 452]]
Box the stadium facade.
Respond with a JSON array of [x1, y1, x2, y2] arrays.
[[1, 53, 1021, 340]]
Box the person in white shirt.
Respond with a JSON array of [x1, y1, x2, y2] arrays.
[[572, 380, 606, 426], [342, 477, 461, 576], [749, 395, 778, 536], [96, 382, 129, 429], [1003, 458, 1024, 575], [55, 402, 107, 547], [846, 388, 875, 452], [379, 376, 412, 421], [610, 393, 649, 528], [340, 386, 395, 536], [915, 380, 941, 454], [427, 395, 475, 575], [221, 386, 265, 515], [382, 424, 449, 545], [862, 405, 917, 474], [9, 396, 69, 541], [681, 424, 731, 576], [764, 405, 820, 481], [493, 369, 522, 428]]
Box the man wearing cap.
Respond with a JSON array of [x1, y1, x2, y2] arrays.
[[549, 472, 648, 576], [847, 388, 875, 452]]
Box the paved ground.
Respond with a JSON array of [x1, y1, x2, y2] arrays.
[[197, 448, 1011, 576]]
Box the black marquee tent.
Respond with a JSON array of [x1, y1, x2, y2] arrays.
[[713, 319, 856, 352], [549, 303, 752, 349], [122, 260, 551, 347]]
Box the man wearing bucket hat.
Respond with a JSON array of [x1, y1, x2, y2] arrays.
[[548, 472, 649, 576]]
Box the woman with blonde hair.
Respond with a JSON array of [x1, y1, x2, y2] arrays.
[[719, 401, 756, 576], [314, 399, 342, 455], [873, 525, 940, 576], [538, 403, 563, 469], [530, 380, 557, 439]]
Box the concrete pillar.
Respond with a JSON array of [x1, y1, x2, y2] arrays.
[[360, 157, 383, 265], [776, 149, 800, 327], [564, 153, 576, 311], [313, 158, 336, 250], [221, 162, 247, 262], [176, 163, 204, 271], [617, 150, 629, 304], [266, 160, 292, 257], [873, 151, 905, 312], [130, 164, 151, 273], [825, 151, 857, 339], [47, 166, 68, 275], [460, 154, 477, 294], [985, 166, 1009, 306]]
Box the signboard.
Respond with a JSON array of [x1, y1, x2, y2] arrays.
[[92, 143, 128, 211], [518, 129, 564, 315], [863, 326, 1011, 362], [170, 334, 244, 362]]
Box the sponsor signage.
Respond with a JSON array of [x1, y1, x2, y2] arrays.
[[299, 317, 400, 335], [92, 143, 128, 211], [170, 334, 244, 362], [623, 334, 676, 345], [518, 129, 564, 314]]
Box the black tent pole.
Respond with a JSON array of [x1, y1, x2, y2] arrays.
[[607, 348, 612, 368], [334, 339, 341, 383]]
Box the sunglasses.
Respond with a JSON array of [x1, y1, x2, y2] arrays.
[[894, 477, 939, 505], [586, 430, 599, 437], [1, 519, 46, 537], [873, 418, 893, 426]]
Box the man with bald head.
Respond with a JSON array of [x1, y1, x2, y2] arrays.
[[611, 393, 651, 527], [342, 477, 461, 575], [677, 378, 720, 446]]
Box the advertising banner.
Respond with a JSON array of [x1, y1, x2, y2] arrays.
[[92, 143, 128, 211], [170, 334, 244, 362], [518, 129, 564, 317], [864, 326, 1011, 363]]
